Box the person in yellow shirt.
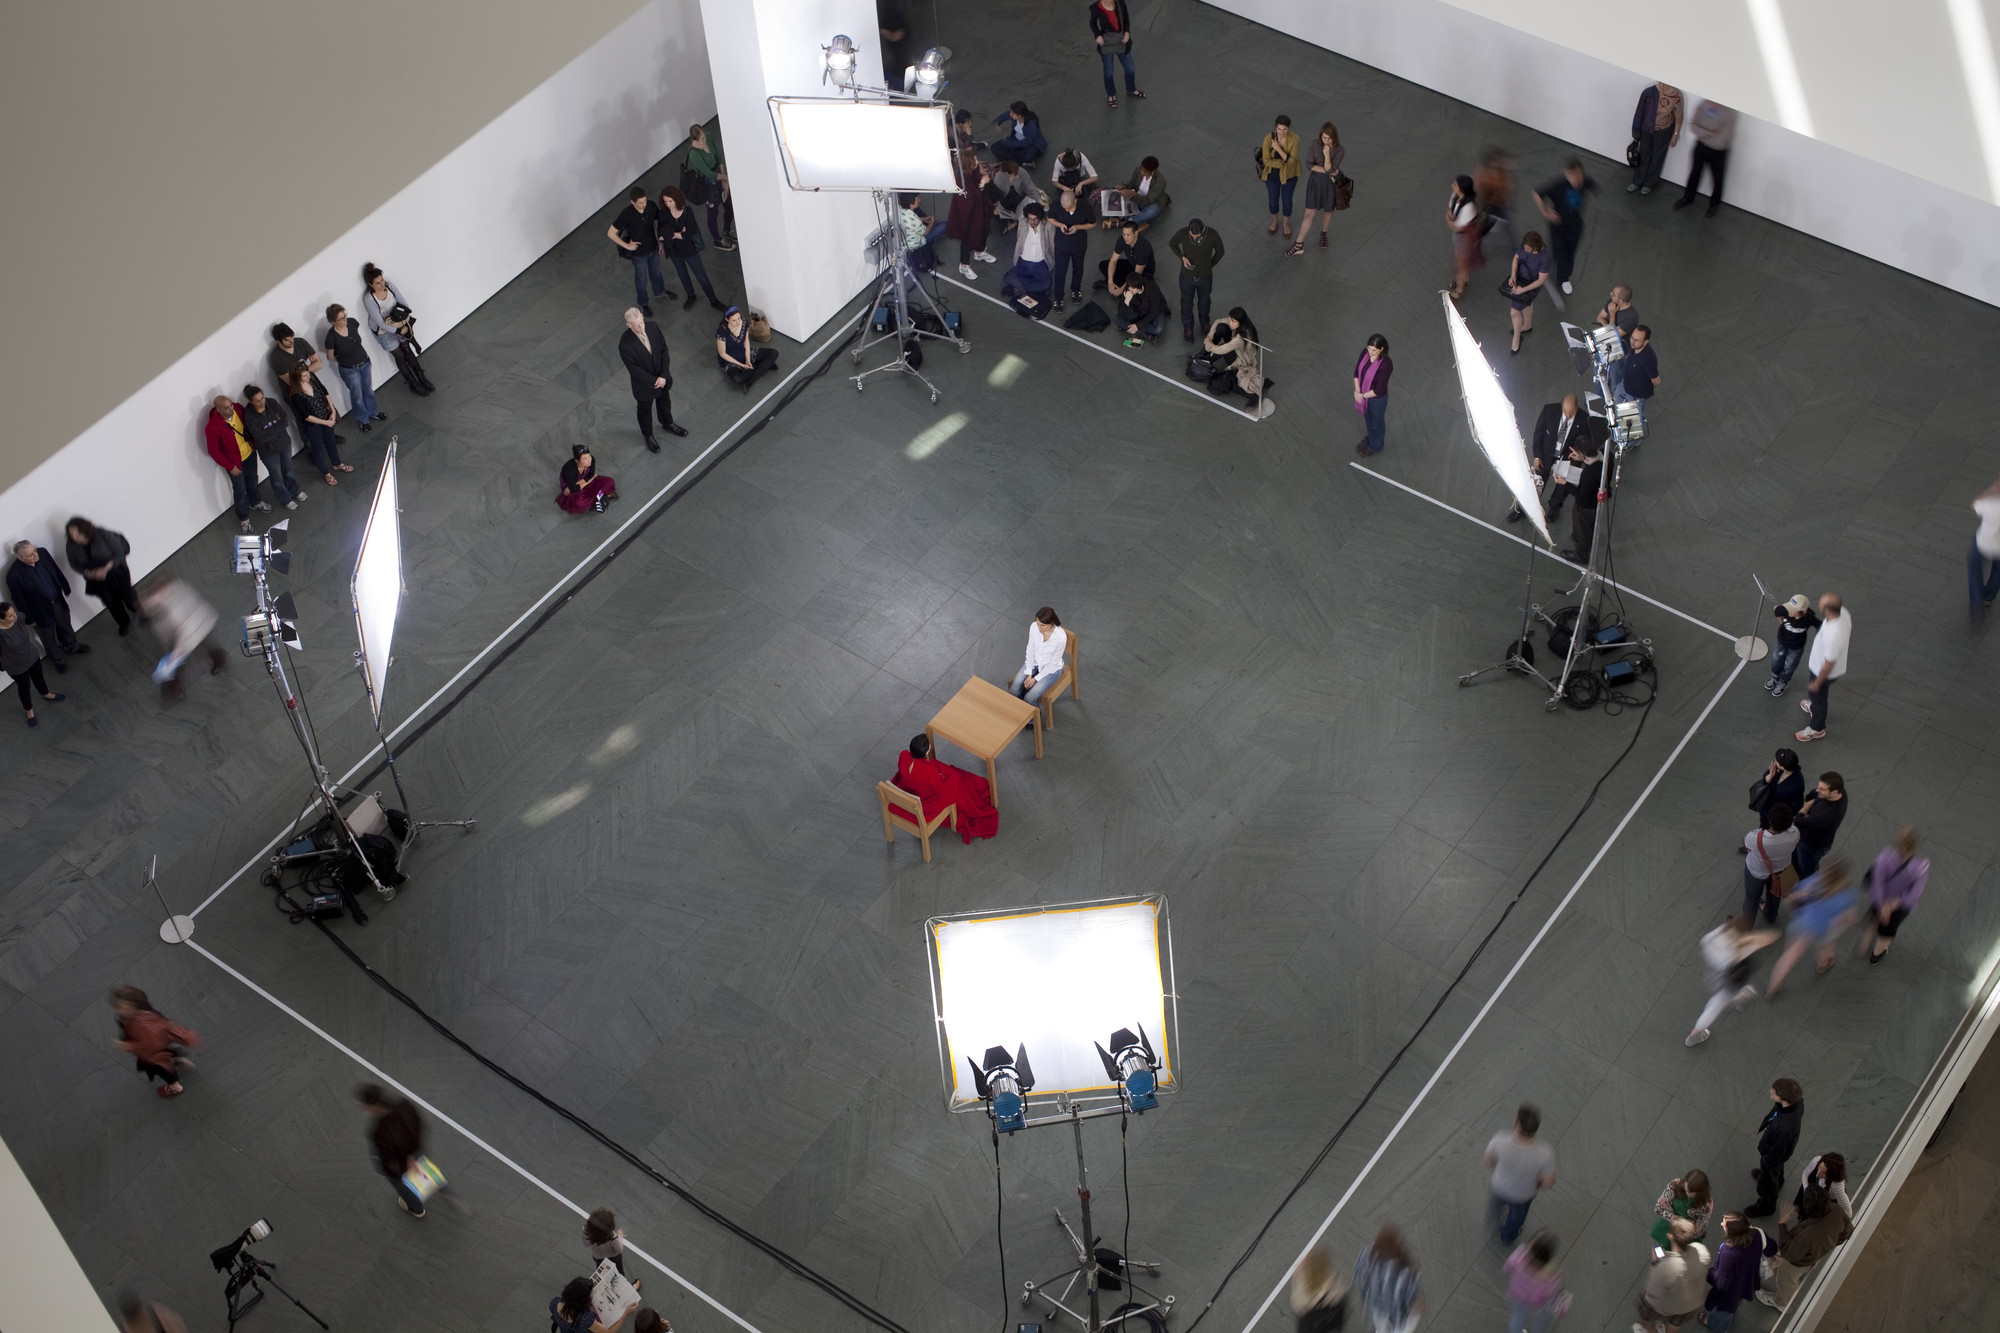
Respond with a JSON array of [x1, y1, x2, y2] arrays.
[[203, 395, 270, 533]]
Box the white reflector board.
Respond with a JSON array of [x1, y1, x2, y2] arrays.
[[1442, 292, 1555, 547], [928, 896, 1177, 1112], [350, 439, 403, 721], [768, 97, 960, 193]]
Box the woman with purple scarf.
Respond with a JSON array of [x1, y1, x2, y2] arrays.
[[1353, 333, 1393, 456], [1860, 826, 1929, 963]]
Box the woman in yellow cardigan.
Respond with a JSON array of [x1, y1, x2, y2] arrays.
[[1259, 115, 1302, 239]]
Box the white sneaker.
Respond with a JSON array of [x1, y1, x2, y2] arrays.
[[254, 501, 273, 512], [958, 263, 978, 279], [295, 490, 308, 501], [239, 520, 253, 534], [1561, 280, 1573, 294], [1732, 985, 1758, 1011], [1755, 1291, 1780, 1309], [973, 250, 997, 263], [285, 499, 298, 510], [1685, 1028, 1710, 1047]]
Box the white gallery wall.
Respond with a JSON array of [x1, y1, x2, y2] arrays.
[[0, 0, 714, 625], [1205, 0, 2000, 307]]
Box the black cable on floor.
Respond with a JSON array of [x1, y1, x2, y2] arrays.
[[343, 314, 863, 798], [270, 890, 916, 1333], [1178, 670, 1663, 1332], [993, 1124, 1007, 1333]]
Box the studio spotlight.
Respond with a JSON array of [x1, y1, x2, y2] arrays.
[[968, 1043, 1035, 1133], [1586, 323, 1626, 362], [1095, 1026, 1161, 1112], [909, 46, 950, 100], [1610, 398, 1647, 442], [233, 520, 292, 575], [822, 33, 858, 88], [1560, 322, 1596, 378]]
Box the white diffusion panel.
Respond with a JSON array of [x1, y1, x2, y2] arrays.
[[350, 441, 403, 721], [768, 98, 959, 192], [932, 899, 1172, 1109]]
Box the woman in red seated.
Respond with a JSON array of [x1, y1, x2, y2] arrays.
[[557, 445, 617, 514], [895, 734, 999, 843]]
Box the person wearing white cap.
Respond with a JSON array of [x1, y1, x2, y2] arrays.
[[1766, 594, 1820, 699]]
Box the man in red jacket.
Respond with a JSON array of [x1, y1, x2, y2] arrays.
[[203, 394, 270, 533]]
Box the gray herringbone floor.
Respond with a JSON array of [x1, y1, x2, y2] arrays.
[[5, 4, 1999, 1332]]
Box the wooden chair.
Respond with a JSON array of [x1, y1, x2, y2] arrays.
[[1035, 629, 1081, 731], [877, 781, 956, 862]]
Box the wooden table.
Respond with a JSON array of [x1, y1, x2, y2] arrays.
[[926, 676, 1041, 808]]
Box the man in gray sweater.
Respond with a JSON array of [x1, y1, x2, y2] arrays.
[[1636, 1218, 1711, 1332]]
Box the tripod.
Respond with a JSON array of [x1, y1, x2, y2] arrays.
[[224, 1254, 328, 1332], [849, 188, 969, 401]]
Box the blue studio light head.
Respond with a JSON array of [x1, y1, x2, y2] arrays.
[[1095, 1026, 1161, 1112], [969, 1044, 1035, 1133]]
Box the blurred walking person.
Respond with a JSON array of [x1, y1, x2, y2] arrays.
[[1288, 123, 1345, 255], [1504, 1231, 1567, 1333], [1352, 1225, 1422, 1333], [1859, 827, 1928, 963], [1485, 1103, 1555, 1244], [137, 576, 228, 703], [357, 1083, 433, 1217], [1675, 100, 1735, 216], [1628, 81, 1683, 195], [1474, 145, 1519, 254], [1689, 918, 1780, 1046], [1634, 1218, 1709, 1333], [1971, 474, 2000, 616], [0, 602, 65, 727], [1747, 1077, 1804, 1218], [1532, 158, 1595, 300], [1767, 860, 1860, 996], [7, 540, 86, 670], [1289, 1242, 1349, 1333], [119, 1293, 190, 1333], [64, 516, 140, 635], [110, 986, 198, 1099]]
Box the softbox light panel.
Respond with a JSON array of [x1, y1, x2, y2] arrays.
[[350, 439, 403, 721], [768, 97, 959, 193], [928, 896, 1177, 1112], [1442, 292, 1555, 547]]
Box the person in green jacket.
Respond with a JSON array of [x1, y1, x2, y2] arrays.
[[685, 124, 736, 251], [1109, 156, 1169, 232]]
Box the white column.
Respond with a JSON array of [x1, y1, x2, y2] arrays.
[[698, 0, 886, 340]]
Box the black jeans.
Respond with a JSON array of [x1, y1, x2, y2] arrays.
[[1753, 1157, 1787, 1212], [634, 386, 675, 438], [31, 604, 78, 664], [1178, 270, 1212, 334], [1551, 222, 1581, 287], [93, 564, 141, 633], [1051, 246, 1088, 297], [1805, 676, 1834, 731], [669, 251, 716, 301], [1632, 126, 1672, 189], [10, 661, 50, 711], [1571, 502, 1598, 557], [1681, 142, 1728, 205], [724, 347, 779, 389]]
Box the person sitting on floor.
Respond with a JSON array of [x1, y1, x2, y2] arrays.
[[557, 445, 617, 514], [987, 159, 1047, 233], [1115, 268, 1170, 346], [894, 733, 999, 843], [1002, 202, 1055, 319], [986, 101, 1047, 167], [715, 307, 778, 390], [1203, 308, 1272, 409]]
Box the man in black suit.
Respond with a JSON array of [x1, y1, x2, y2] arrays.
[[1557, 436, 1605, 562], [6, 540, 88, 671], [617, 307, 687, 452], [1510, 394, 1592, 524]]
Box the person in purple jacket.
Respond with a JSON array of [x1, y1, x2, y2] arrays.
[[1860, 827, 1928, 964], [1699, 1212, 1773, 1330]]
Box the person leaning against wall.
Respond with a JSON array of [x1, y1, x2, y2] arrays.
[[362, 263, 435, 395]]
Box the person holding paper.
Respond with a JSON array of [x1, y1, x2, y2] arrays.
[[551, 1276, 631, 1333], [1510, 394, 1592, 524], [1553, 434, 1604, 562]]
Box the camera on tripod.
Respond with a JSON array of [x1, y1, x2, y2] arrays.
[[210, 1219, 328, 1331]]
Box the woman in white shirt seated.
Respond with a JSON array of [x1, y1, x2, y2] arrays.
[[1010, 606, 1069, 704]]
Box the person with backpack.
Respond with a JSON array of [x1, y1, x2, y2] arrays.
[[684, 125, 735, 251]]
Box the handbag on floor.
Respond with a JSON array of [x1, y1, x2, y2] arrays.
[[1064, 300, 1111, 332], [748, 311, 772, 342]]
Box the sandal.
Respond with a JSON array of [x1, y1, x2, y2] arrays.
[[1319, 232, 1328, 249], [323, 474, 338, 486], [337, 463, 354, 472], [1131, 89, 1146, 99], [1107, 96, 1118, 109], [1284, 241, 1304, 257]]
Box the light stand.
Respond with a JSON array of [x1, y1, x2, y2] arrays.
[[1736, 573, 1774, 662], [349, 437, 475, 870], [145, 854, 195, 945], [849, 188, 970, 401], [1010, 1101, 1174, 1332], [236, 524, 393, 906]]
